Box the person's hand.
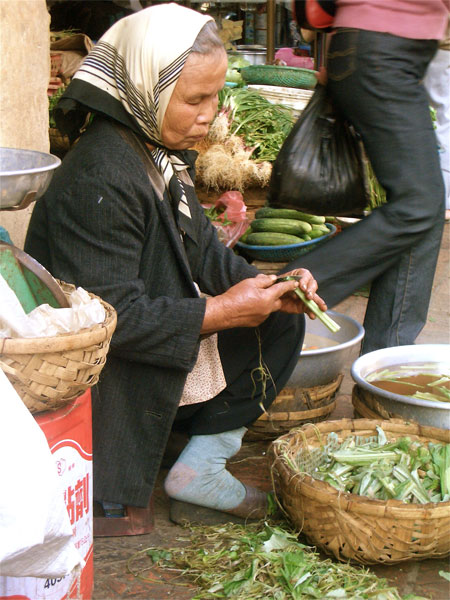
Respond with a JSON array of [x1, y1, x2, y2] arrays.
[[275, 268, 327, 319], [201, 274, 302, 333], [315, 66, 328, 86]]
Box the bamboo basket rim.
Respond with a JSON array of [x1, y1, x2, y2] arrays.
[[0, 281, 117, 413], [255, 375, 342, 423], [256, 399, 336, 422], [272, 417, 450, 517], [0, 283, 116, 354]]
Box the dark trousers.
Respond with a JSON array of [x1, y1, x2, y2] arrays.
[[286, 29, 445, 354], [174, 311, 305, 435]]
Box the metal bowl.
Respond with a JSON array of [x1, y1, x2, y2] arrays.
[[0, 147, 61, 209], [287, 311, 365, 388], [228, 45, 267, 66], [351, 344, 450, 429]]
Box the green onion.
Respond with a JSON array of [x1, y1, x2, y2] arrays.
[[293, 288, 341, 333], [218, 87, 294, 162], [276, 276, 340, 333]]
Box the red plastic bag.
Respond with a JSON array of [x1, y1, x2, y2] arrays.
[[292, 0, 335, 32], [203, 191, 250, 248]]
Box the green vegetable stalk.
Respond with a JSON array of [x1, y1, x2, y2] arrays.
[[276, 275, 341, 333], [308, 428, 450, 504]]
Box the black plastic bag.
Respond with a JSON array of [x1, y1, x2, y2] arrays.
[[268, 85, 369, 216]]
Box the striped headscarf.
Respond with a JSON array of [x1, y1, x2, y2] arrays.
[[54, 3, 214, 223]]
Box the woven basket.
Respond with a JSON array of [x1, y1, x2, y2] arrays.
[[271, 418, 450, 564], [246, 374, 343, 441], [0, 281, 117, 414], [352, 384, 405, 421]]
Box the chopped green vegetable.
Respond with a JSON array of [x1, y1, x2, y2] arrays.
[[127, 520, 420, 599], [366, 363, 450, 404], [302, 428, 450, 504]]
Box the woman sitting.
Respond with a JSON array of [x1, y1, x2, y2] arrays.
[[25, 3, 326, 527]]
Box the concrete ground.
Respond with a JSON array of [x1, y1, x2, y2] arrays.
[[93, 224, 449, 600]]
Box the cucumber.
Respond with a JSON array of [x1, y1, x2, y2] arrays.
[[310, 224, 329, 233], [255, 207, 326, 225], [251, 218, 312, 236], [239, 226, 252, 244], [308, 229, 327, 239], [246, 232, 304, 246]]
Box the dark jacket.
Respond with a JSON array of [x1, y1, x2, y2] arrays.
[[25, 117, 258, 506]]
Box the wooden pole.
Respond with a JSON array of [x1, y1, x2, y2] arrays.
[[266, 0, 276, 64]]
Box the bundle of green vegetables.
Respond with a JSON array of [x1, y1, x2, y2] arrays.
[[218, 86, 294, 162], [127, 520, 429, 600], [194, 87, 294, 190], [309, 427, 450, 504]]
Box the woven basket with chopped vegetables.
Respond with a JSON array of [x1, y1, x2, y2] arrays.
[[271, 418, 450, 564]]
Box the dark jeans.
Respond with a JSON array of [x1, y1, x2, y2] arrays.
[[287, 29, 445, 353], [174, 311, 305, 435]]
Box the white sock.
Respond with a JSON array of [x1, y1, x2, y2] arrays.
[[164, 427, 247, 511]]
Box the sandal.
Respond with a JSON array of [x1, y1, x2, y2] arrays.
[[93, 499, 155, 537], [169, 483, 273, 526]]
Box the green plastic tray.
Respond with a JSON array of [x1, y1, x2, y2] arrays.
[[241, 65, 318, 90]]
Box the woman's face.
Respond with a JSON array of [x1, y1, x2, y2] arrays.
[[161, 49, 228, 150]]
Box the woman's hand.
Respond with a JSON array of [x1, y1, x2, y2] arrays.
[[201, 270, 327, 333], [274, 268, 327, 319], [201, 274, 303, 333]]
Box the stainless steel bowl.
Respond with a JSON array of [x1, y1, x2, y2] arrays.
[[0, 147, 61, 209], [228, 45, 267, 66], [287, 311, 365, 388], [351, 344, 450, 429]]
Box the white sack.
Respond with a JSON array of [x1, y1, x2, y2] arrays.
[[0, 369, 84, 578], [0, 275, 105, 338]]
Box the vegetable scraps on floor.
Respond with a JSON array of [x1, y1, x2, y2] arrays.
[[127, 520, 430, 600]]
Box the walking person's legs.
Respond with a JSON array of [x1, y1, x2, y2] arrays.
[[293, 29, 445, 353]]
